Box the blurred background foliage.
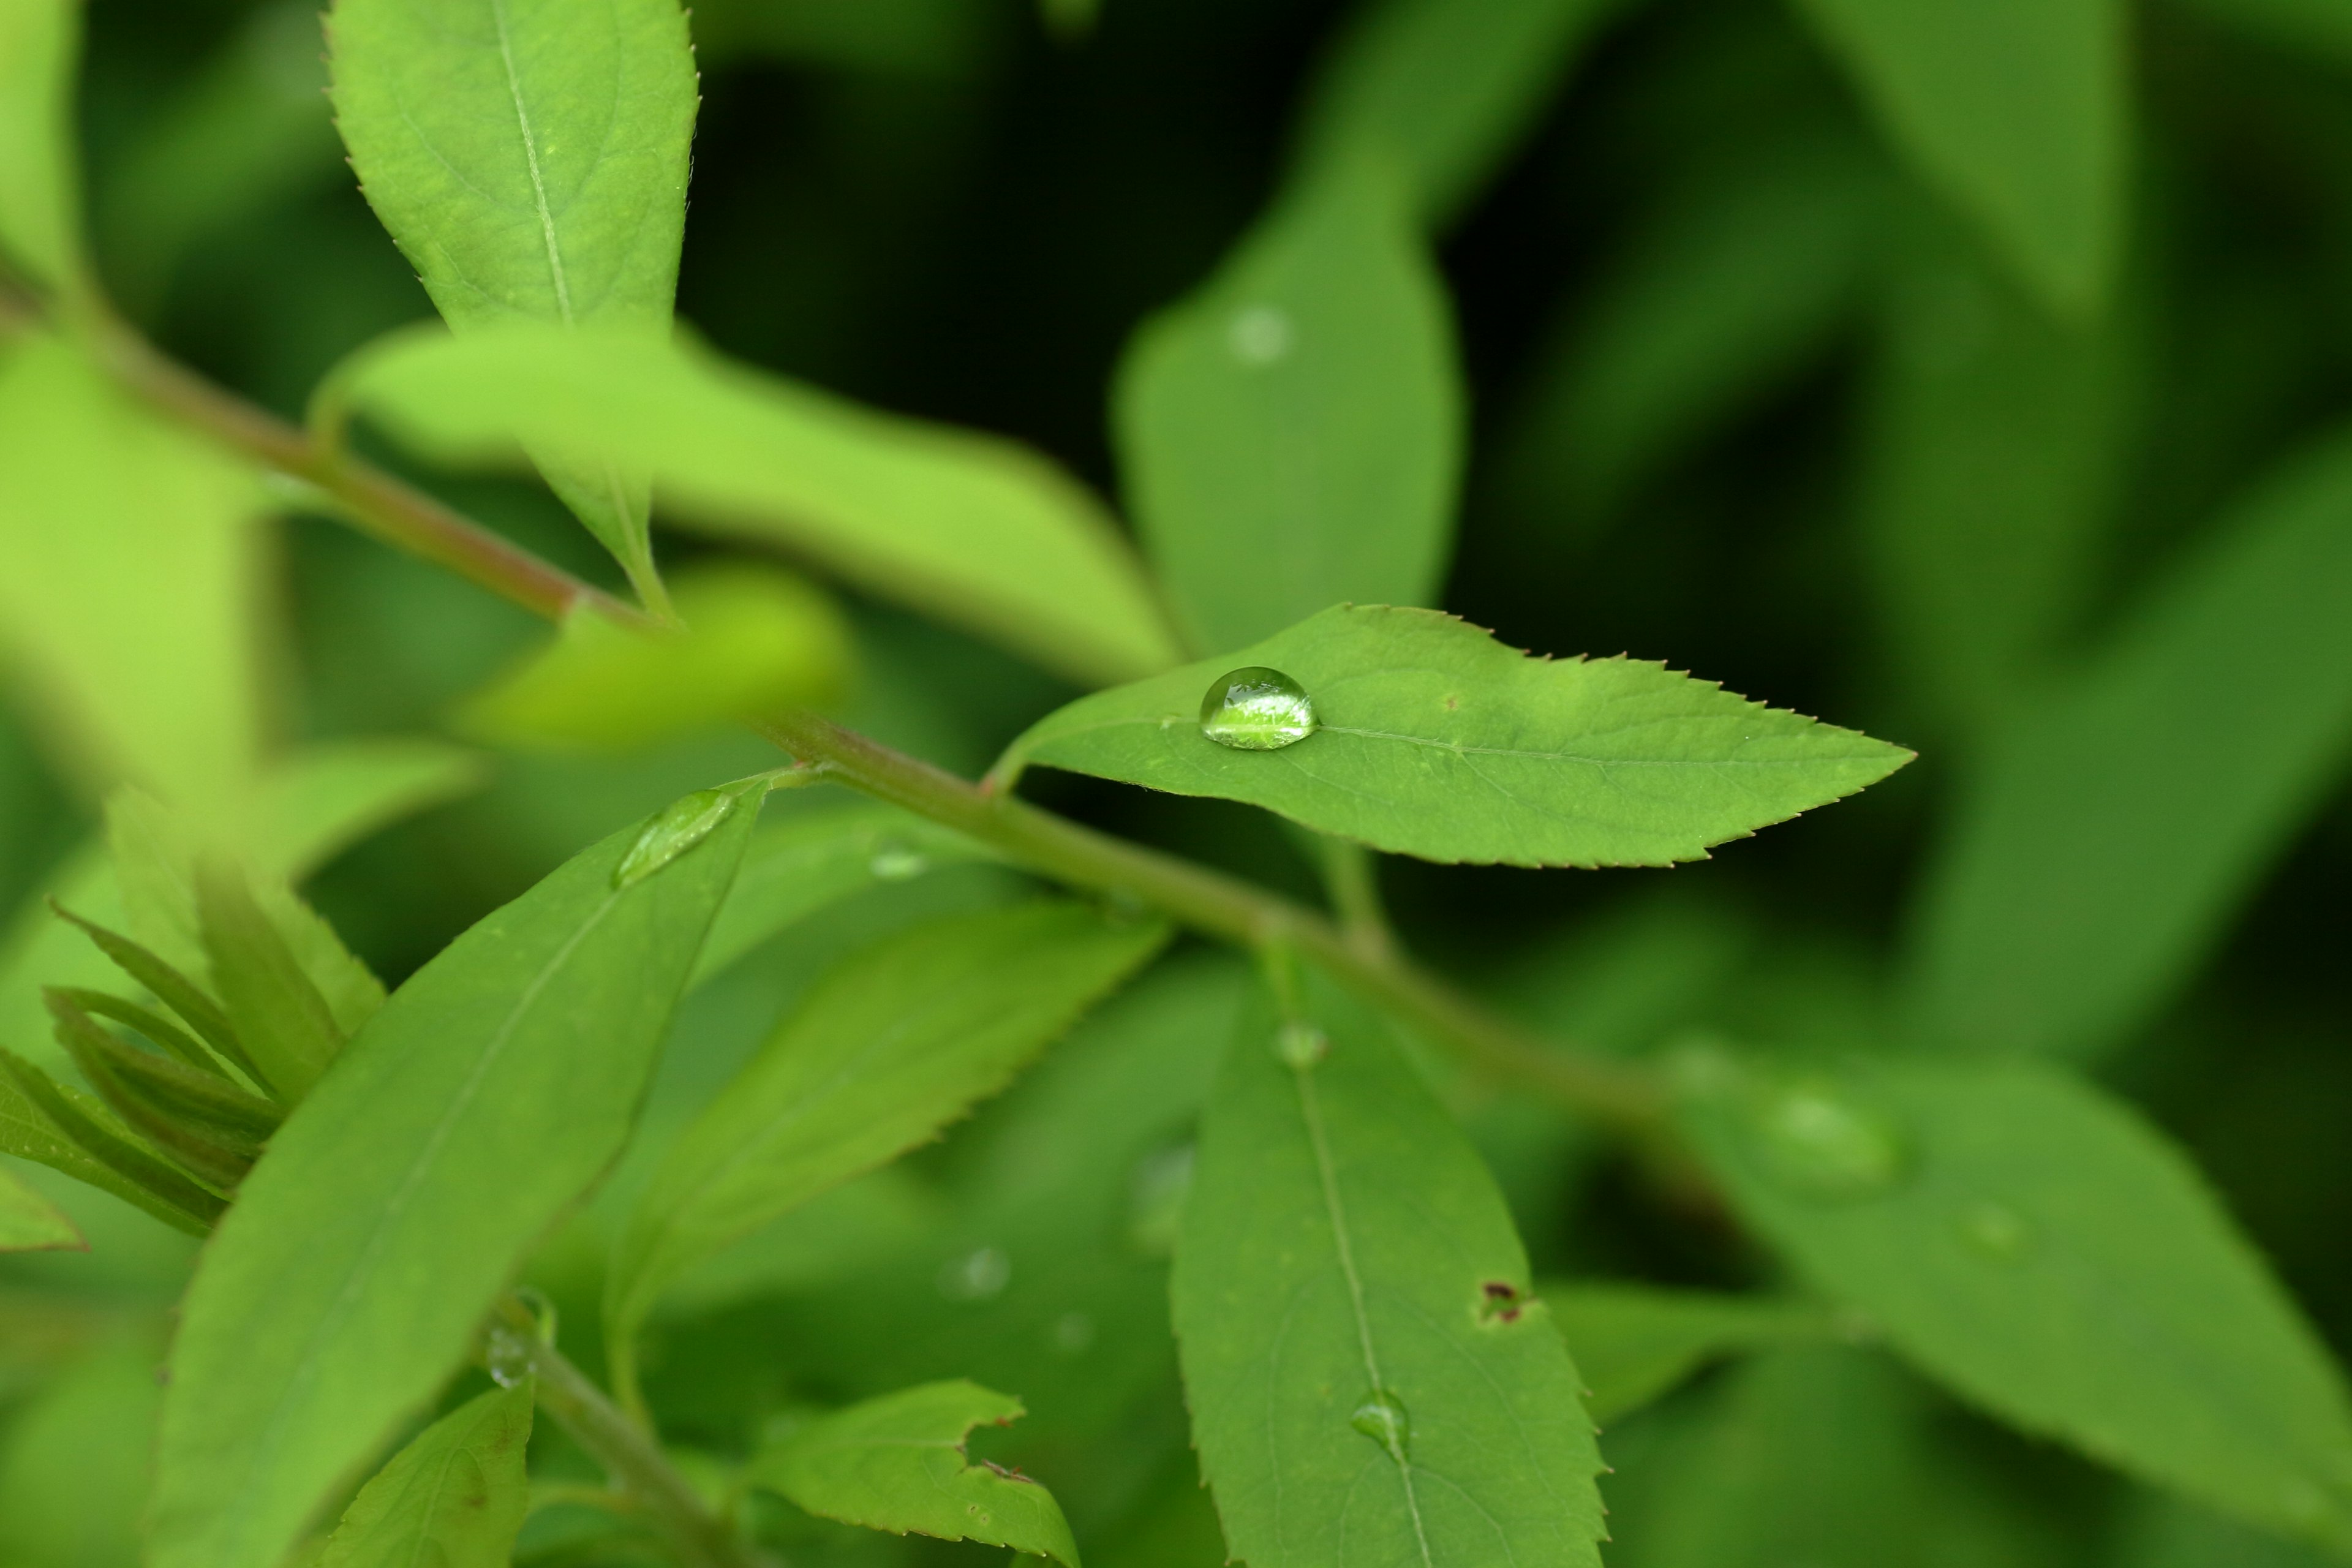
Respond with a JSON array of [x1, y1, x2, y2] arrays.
[[5, 0, 2352, 1563]]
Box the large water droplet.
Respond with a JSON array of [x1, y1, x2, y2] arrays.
[[1351, 1390, 1411, 1463], [614, 787, 744, 888], [1227, 304, 1295, 366], [1744, 1079, 1908, 1202], [1955, 1200, 2034, 1264], [1200, 668, 1317, 750], [484, 1324, 535, 1389]]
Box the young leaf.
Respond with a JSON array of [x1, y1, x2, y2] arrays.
[[45, 989, 271, 1188], [1004, 604, 1912, 867], [50, 986, 226, 1080], [1172, 980, 1607, 1568], [197, 862, 345, 1102], [0, 1161, 82, 1252], [149, 784, 758, 1568], [326, 0, 699, 597], [457, 563, 853, 752], [1114, 158, 1461, 654], [607, 902, 1168, 1392], [312, 1382, 535, 1568], [1793, 0, 2127, 316], [1292, 0, 1626, 230], [750, 1380, 1081, 1567], [0, 0, 81, 287], [1680, 1052, 2352, 1552], [1547, 1283, 1831, 1424], [49, 902, 260, 1084], [0, 1048, 227, 1234], [1904, 426, 2352, 1061], [692, 801, 996, 986], [336, 321, 1183, 686]]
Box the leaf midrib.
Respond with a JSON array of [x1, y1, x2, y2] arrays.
[[486, 0, 574, 323]]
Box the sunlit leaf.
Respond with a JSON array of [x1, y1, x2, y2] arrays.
[[0, 0, 81, 288], [0, 1160, 81, 1252], [752, 1380, 1082, 1566], [1005, 605, 1911, 867], [313, 1383, 533, 1568], [149, 783, 758, 1568]]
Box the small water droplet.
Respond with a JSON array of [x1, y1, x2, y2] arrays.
[[867, 839, 928, 880], [1955, 1200, 2033, 1264], [484, 1324, 535, 1389], [1052, 1311, 1096, 1354], [1200, 667, 1318, 750], [614, 787, 744, 888], [1126, 1142, 1195, 1256], [938, 1245, 1012, 1301], [1273, 1020, 1329, 1070], [1227, 304, 1295, 366], [1351, 1390, 1411, 1463], [1743, 1078, 1909, 1202]]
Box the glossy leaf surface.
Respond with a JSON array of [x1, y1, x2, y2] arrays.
[[0, 1161, 81, 1252], [752, 1380, 1082, 1566], [150, 787, 756, 1568], [341, 322, 1180, 685], [1683, 1054, 2352, 1551], [314, 1383, 534, 1568], [1547, 1283, 1828, 1424], [1173, 982, 1607, 1568], [1115, 161, 1459, 654], [1008, 605, 1911, 867], [1906, 426, 2352, 1061]]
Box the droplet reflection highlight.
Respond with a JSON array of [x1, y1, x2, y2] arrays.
[[1200, 667, 1317, 751], [1744, 1079, 1909, 1202]]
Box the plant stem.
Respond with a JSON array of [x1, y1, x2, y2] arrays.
[[495, 1298, 768, 1568], [102, 323, 1669, 1137]]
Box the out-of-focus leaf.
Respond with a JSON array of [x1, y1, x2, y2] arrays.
[[0, 0, 81, 288], [1173, 978, 1607, 1568], [1905, 427, 2352, 1061], [0, 1159, 81, 1251], [338, 322, 1182, 686], [458, 564, 854, 753], [690, 0, 1000, 75], [1794, 0, 2127, 316], [1006, 605, 1910, 867], [1547, 1283, 1830, 1424], [313, 1383, 534, 1568], [750, 1380, 1082, 1566], [326, 0, 699, 598], [1681, 1052, 2352, 1553], [608, 902, 1167, 1396], [1858, 222, 2139, 741], [0, 1047, 224, 1234], [0, 334, 264, 831], [2115, 1488, 2345, 1568], [2165, 0, 2352, 70], [692, 800, 995, 986], [149, 785, 758, 1568], [1114, 159, 1459, 654], [1292, 0, 1626, 229], [0, 1340, 162, 1568]]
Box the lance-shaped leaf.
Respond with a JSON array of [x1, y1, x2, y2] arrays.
[[1292, 0, 1627, 230], [1681, 1052, 2352, 1553], [1905, 426, 2352, 1061], [0, 1048, 226, 1234], [1547, 1283, 1831, 1425], [337, 322, 1182, 686], [0, 1163, 81, 1253], [46, 989, 273, 1189], [1172, 981, 1607, 1568], [149, 784, 758, 1568], [1115, 159, 1460, 654], [197, 864, 345, 1103], [326, 0, 699, 598], [607, 902, 1167, 1395], [751, 1380, 1080, 1566], [312, 1382, 534, 1568], [1794, 0, 2127, 316], [1004, 605, 1912, 867], [0, 0, 81, 287]]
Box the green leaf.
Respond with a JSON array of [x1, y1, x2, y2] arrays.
[[1546, 1283, 1830, 1425], [607, 902, 1167, 1394], [45, 989, 273, 1188], [2163, 0, 2352, 73], [0, 334, 265, 832], [337, 321, 1183, 686], [692, 800, 996, 986], [457, 563, 854, 753], [313, 1383, 535, 1568], [0, 1159, 81, 1252], [1005, 604, 1912, 867], [197, 863, 345, 1103], [326, 0, 699, 598], [0, 0, 81, 288], [1681, 1052, 2352, 1552], [1292, 0, 1626, 229], [1172, 978, 1607, 1568], [1793, 0, 2127, 315], [750, 1379, 1082, 1566], [1113, 160, 1460, 654], [148, 783, 759, 1568], [0, 1341, 163, 1568], [1904, 426, 2352, 1061], [0, 1047, 227, 1234], [48, 900, 262, 1086]]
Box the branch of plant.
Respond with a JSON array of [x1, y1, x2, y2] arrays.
[[97, 316, 1670, 1138]]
